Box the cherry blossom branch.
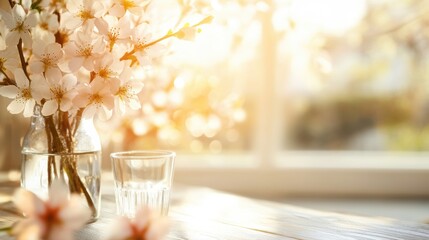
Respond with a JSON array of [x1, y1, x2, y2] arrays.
[[17, 39, 31, 81], [120, 16, 213, 62], [45, 118, 54, 186]]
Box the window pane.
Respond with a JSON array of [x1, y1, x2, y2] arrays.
[[278, 0, 429, 151]]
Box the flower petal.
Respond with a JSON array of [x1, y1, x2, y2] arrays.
[[5, 58, 20, 70], [41, 100, 58, 116], [6, 31, 21, 47], [47, 226, 73, 240], [145, 217, 170, 240], [73, 91, 90, 108], [23, 99, 35, 117], [105, 217, 133, 240], [94, 18, 108, 35], [59, 98, 73, 112], [0, 10, 14, 29], [102, 94, 114, 110], [62, 74, 77, 90], [21, 0, 32, 10], [24, 11, 38, 28], [31, 75, 51, 101], [69, 57, 85, 72], [66, 0, 80, 12], [12, 219, 42, 240], [0, 85, 19, 98], [82, 104, 97, 119], [13, 188, 45, 217], [29, 61, 45, 74], [109, 4, 125, 17], [97, 105, 112, 121], [7, 99, 26, 114], [46, 43, 63, 61], [45, 68, 62, 82], [13, 69, 29, 88], [60, 195, 91, 230], [12, 5, 26, 22], [134, 207, 150, 230], [48, 179, 69, 208], [21, 33, 33, 48]]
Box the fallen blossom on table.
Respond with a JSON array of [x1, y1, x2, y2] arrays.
[[106, 207, 169, 240], [12, 179, 91, 240]]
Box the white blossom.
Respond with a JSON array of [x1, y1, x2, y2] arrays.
[[0, 47, 20, 71], [12, 0, 32, 11], [95, 15, 131, 51], [0, 69, 35, 117], [73, 80, 114, 120], [29, 42, 63, 79], [62, 0, 107, 30], [63, 30, 105, 72], [0, 4, 37, 47], [109, 0, 149, 17], [112, 68, 144, 114], [92, 53, 124, 83], [32, 11, 60, 42], [12, 180, 91, 240], [132, 23, 165, 66], [105, 207, 169, 240], [32, 72, 78, 116]]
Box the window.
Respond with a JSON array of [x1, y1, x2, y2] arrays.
[[1, 0, 426, 196]]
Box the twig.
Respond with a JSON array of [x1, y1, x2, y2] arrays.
[[72, 109, 83, 137], [120, 16, 213, 62], [17, 39, 31, 82], [75, 169, 97, 216], [0, 69, 16, 86], [44, 114, 97, 216], [44, 116, 66, 152], [45, 121, 53, 186]]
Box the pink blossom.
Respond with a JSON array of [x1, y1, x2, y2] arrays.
[[12, 180, 91, 240], [106, 207, 169, 240]]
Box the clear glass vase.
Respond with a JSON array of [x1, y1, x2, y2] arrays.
[[21, 106, 101, 221]]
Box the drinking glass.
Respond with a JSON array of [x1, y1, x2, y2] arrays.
[[110, 150, 176, 217]]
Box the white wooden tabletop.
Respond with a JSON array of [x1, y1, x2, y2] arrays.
[[1, 182, 429, 239]]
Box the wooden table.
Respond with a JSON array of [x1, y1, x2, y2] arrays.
[[1, 182, 429, 239]]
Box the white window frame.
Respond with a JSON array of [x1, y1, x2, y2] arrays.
[[174, 152, 429, 197]]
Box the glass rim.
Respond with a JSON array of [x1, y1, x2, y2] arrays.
[[110, 150, 176, 159]]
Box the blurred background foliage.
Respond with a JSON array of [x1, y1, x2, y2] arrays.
[[2, 0, 429, 172], [101, 0, 429, 153]]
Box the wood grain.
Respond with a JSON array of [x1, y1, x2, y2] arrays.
[[1, 185, 429, 239]]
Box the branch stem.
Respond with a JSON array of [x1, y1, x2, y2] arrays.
[[17, 39, 30, 82], [120, 16, 212, 62], [0, 69, 15, 86]]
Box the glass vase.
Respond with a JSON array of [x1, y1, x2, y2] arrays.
[[21, 106, 101, 221]]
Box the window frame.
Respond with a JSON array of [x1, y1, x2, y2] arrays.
[[174, 4, 429, 197]]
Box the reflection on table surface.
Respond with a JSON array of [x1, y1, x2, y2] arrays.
[[1, 179, 429, 240]]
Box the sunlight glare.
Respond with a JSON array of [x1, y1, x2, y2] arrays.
[[290, 0, 367, 35]]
